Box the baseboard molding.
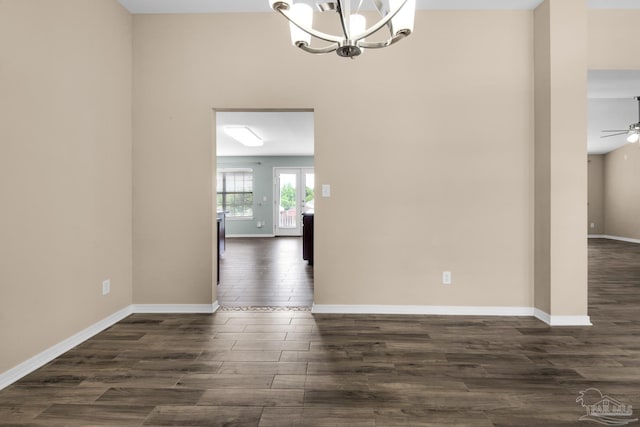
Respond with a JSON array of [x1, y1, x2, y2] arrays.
[[0, 305, 133, 391], [533, 308, 551, 324], [226, 234, 275, 238], [589, 234, 640, 244], [312, 304, 535, 317], [0, 302, 220, 391], [132, 303, 220, 314], [312, 304, 592, 326], [533, 308, 592, 326]]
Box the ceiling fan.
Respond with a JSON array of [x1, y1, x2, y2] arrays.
[[601, 96, 640, 143]]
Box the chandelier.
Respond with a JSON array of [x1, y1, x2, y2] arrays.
[[268, 0, 416, 58]]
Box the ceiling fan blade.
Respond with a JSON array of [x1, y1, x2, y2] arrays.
[[600, 132, 628, 138]]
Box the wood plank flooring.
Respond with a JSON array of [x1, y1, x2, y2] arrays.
[[218, 237, 313, 308], [1, 238, 639, 426]]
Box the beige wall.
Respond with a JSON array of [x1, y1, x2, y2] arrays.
[[533, 0, 551, 314], [588, 155, 605, 235], [132, 11, 534, 307], [589, 10, 640, 69], [533, 0, 588, 316], [603, 145, 640, 240], [0, 0, 132, 373], [546, 0, 588, 317]]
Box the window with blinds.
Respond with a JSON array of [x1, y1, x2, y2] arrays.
[[217, 169, 254, 218]]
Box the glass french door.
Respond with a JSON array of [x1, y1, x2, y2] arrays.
[[274, 167, 314, 236]]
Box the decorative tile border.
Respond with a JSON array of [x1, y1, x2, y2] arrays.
[[219, 306, 312, 312]]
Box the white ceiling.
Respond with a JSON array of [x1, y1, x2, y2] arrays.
[[217, 111, 314, 157], [118, 0, 640, 14], [588, 71, 640, 155]]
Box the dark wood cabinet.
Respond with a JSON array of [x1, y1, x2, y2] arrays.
[[302, 212, 314, 265], [217, 211, 225, 284], [217, 211, 226, 255]]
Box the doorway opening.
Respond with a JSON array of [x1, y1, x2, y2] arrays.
[[587, 70, 640, 323], [214, 109, 315, 309]]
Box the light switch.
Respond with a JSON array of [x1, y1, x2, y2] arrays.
[[442, 271, 452, 285], [322, 184, 331, 197]]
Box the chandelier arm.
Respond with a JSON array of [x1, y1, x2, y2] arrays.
[[296, 42, 339, 54], [276, 7, 342, 43], [369, 0, 395, 36], [337, 0, 351, 40], [352, 0, 409, 41], [359, 33, 407, 49]]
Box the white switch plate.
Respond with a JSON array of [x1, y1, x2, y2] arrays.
[[102, 279, 110, 295], [442, 271, 452, 285], [322, 184, 331, 197]]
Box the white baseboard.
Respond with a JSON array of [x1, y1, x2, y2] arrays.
[[226, 234, 275, 238], [0, 305, 133, 391], [312, 304, 535, 317], [533, 308, 592, 326], [589, 234, 640, 244], [132, 303, 219, 313], [533, 308, 551, 324], [0, 302, 220, 391], [312, 304, 592, 327]]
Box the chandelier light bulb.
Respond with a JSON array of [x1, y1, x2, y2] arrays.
[[350, 14, 366, 39], [627, 132, 639, 143], [289, 3, 313, 47]]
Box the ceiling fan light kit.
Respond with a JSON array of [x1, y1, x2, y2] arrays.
[[601, 96, 640, 145], [269, 0, 416, 58]]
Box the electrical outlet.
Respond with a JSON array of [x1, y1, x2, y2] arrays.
[[102, 279, 110, 295], [590, 223, 595, 229], [442, 271, 452, 285]]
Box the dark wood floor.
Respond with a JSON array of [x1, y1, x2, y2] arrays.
[[1, 239, 639, 426], [218, 237, 314, 308]]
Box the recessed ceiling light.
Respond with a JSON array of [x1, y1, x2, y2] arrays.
[[223, 126, 263, 147]]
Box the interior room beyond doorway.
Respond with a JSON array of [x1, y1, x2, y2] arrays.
[[215, 109, 315, 308]]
